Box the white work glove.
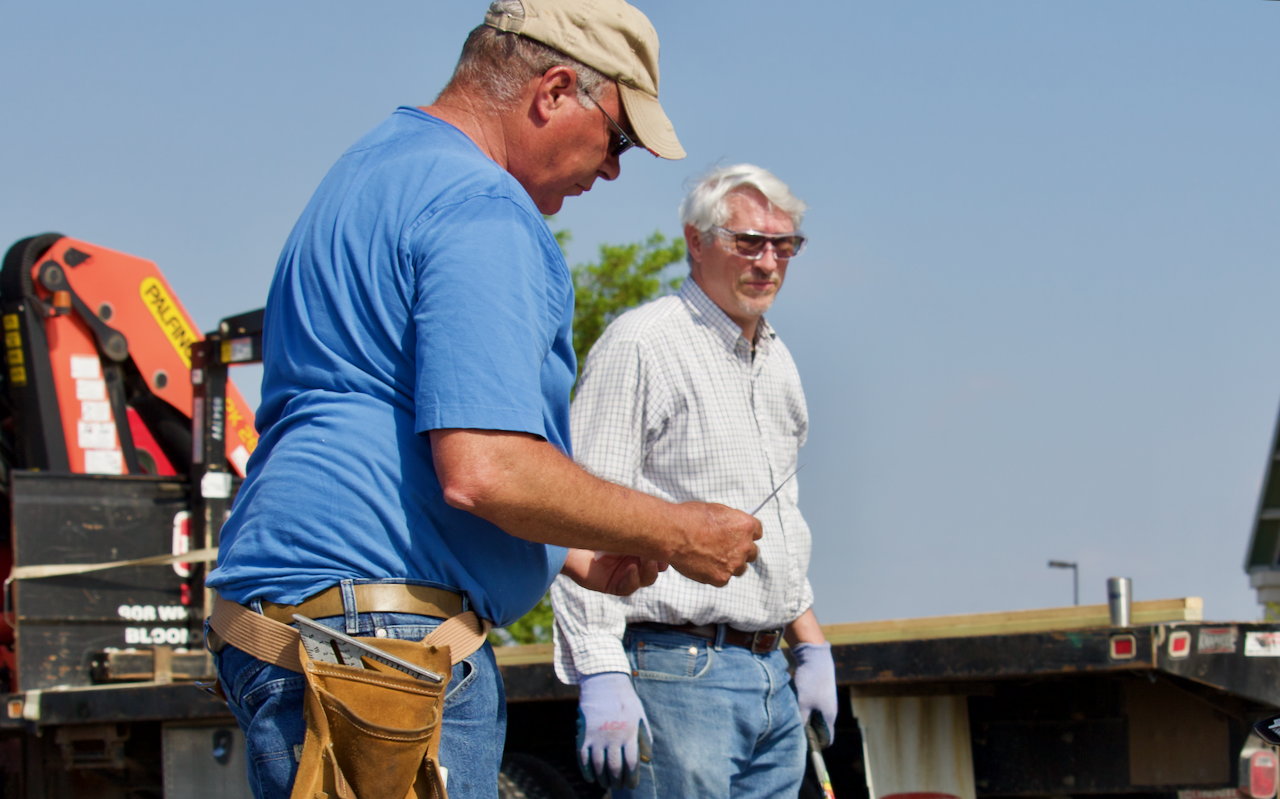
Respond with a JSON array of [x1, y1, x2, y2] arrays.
[[575, 671, 652, 789], [792, 641, 838, 746]]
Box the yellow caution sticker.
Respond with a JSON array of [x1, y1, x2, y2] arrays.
[[6, 349, 22, 366], [140, 277, 198, 368], [5, 332, 20, 348], [9, 366, 26, 387], [3, 314, 18, 331]]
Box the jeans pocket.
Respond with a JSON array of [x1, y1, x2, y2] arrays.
[[216, 645, 274, 708], [445, 657, 477, 702], [240, 669, 306, 712], [633, 638, 713, 681]]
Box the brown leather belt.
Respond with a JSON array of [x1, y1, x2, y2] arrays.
[[629, 622, 785, 654], [259, 583, 464, 625]]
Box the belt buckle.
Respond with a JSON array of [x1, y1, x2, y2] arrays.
[[750, 629, 780, 654]]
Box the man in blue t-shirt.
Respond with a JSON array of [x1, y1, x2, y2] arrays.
[[205, 2, 762, 797]]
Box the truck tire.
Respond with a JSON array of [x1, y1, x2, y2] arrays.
[[498, 752, 581, 799]]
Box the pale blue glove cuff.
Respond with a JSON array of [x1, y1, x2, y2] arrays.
[[792, 641, 838, 746]]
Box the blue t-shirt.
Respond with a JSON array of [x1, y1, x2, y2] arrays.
[[206, 107, 574, 626]]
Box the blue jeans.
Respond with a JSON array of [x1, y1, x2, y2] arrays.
[[613, 627, 807, 799], [211, 602, 504, 799]]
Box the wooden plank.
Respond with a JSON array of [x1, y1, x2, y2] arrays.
[[493, 643, 554, 666], [822, 598, 1202, 646]]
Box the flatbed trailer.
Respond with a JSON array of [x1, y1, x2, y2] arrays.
[[493, 599, 1280, 799], [3, 599, 1278, 798]]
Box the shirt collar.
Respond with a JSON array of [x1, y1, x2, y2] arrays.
[[678, 278, 775, 355]]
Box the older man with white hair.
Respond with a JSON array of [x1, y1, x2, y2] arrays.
[[551, 164, 838, 798]]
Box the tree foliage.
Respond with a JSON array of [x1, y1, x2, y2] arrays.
[[489, 227, 686, 647], [569, 230, 686, 385]]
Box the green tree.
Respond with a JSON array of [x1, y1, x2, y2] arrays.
[[569, 230, 686, 386], [490, 228, 686, 647]]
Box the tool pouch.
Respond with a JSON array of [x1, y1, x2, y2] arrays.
[[289, 637, 453, 799]]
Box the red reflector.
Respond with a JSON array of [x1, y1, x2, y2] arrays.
[[1110, 634, 1137, 660], [1249, 750, 1277, 799], [1168, 630, 1192, 659], [172, 511, 192, 579]]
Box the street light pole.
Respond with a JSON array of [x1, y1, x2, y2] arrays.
[[1048, 560, 1079, 606]]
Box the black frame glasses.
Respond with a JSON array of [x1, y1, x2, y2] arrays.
[[581, 85, 641, 158], [710, 226, 808, 260]]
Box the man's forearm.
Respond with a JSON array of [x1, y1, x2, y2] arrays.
[[428, 428, 759, 586], [784, 607, 826, 647]]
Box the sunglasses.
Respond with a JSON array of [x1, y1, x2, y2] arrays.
[[711, 227, 808, 260], [581, 85, 641, 158]]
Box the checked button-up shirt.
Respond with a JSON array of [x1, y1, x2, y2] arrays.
[[551, 278, 815, 682]]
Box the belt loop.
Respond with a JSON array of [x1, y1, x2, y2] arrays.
[[713, 623, 726, 652], [340, 580, 359, 634]]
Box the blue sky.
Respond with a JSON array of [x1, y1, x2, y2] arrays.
[[2, 1, 1276, 624]]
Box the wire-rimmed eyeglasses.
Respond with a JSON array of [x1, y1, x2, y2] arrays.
[[581, 85, 641, 158]]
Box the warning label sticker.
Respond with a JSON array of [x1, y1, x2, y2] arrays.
[[75, 379, 105, 401], [1245, 631, 1280, 657], [70, 354, 101, 379], [84, 449, 123, 475], [1197, 627, 1237, 654], [77, 421, 117, 450]]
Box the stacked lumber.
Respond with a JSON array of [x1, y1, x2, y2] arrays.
[[820, 597, 1203, 646]]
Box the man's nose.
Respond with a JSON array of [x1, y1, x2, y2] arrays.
[[756, 246, 782, 271], [600, 153, 622, 182]]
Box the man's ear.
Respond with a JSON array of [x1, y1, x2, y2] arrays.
[[532, 65, 578, 123], [684, 224, 704, 265]]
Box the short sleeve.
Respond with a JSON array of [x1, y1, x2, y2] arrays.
[[409, 196, 568, 437]]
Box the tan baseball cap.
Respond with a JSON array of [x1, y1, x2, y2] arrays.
[[484, 0, 686, 160]]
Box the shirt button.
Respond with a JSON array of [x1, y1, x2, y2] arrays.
[[375, 628, 387, 638]]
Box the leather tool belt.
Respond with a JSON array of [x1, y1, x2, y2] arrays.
[[628, 621, 785, 654], [208, 589, 492, 799]]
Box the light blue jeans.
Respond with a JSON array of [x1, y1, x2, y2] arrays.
[[211, 594, 504, 799], [613, 626, 807, 799]]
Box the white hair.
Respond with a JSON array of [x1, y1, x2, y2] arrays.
[[678, 164, 807, 234], [442, 0, 608, 113]]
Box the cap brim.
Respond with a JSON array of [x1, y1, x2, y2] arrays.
[[618, 84, 685, 160]]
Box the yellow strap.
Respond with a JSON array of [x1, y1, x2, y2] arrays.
[[10, 547, 218, 580]]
